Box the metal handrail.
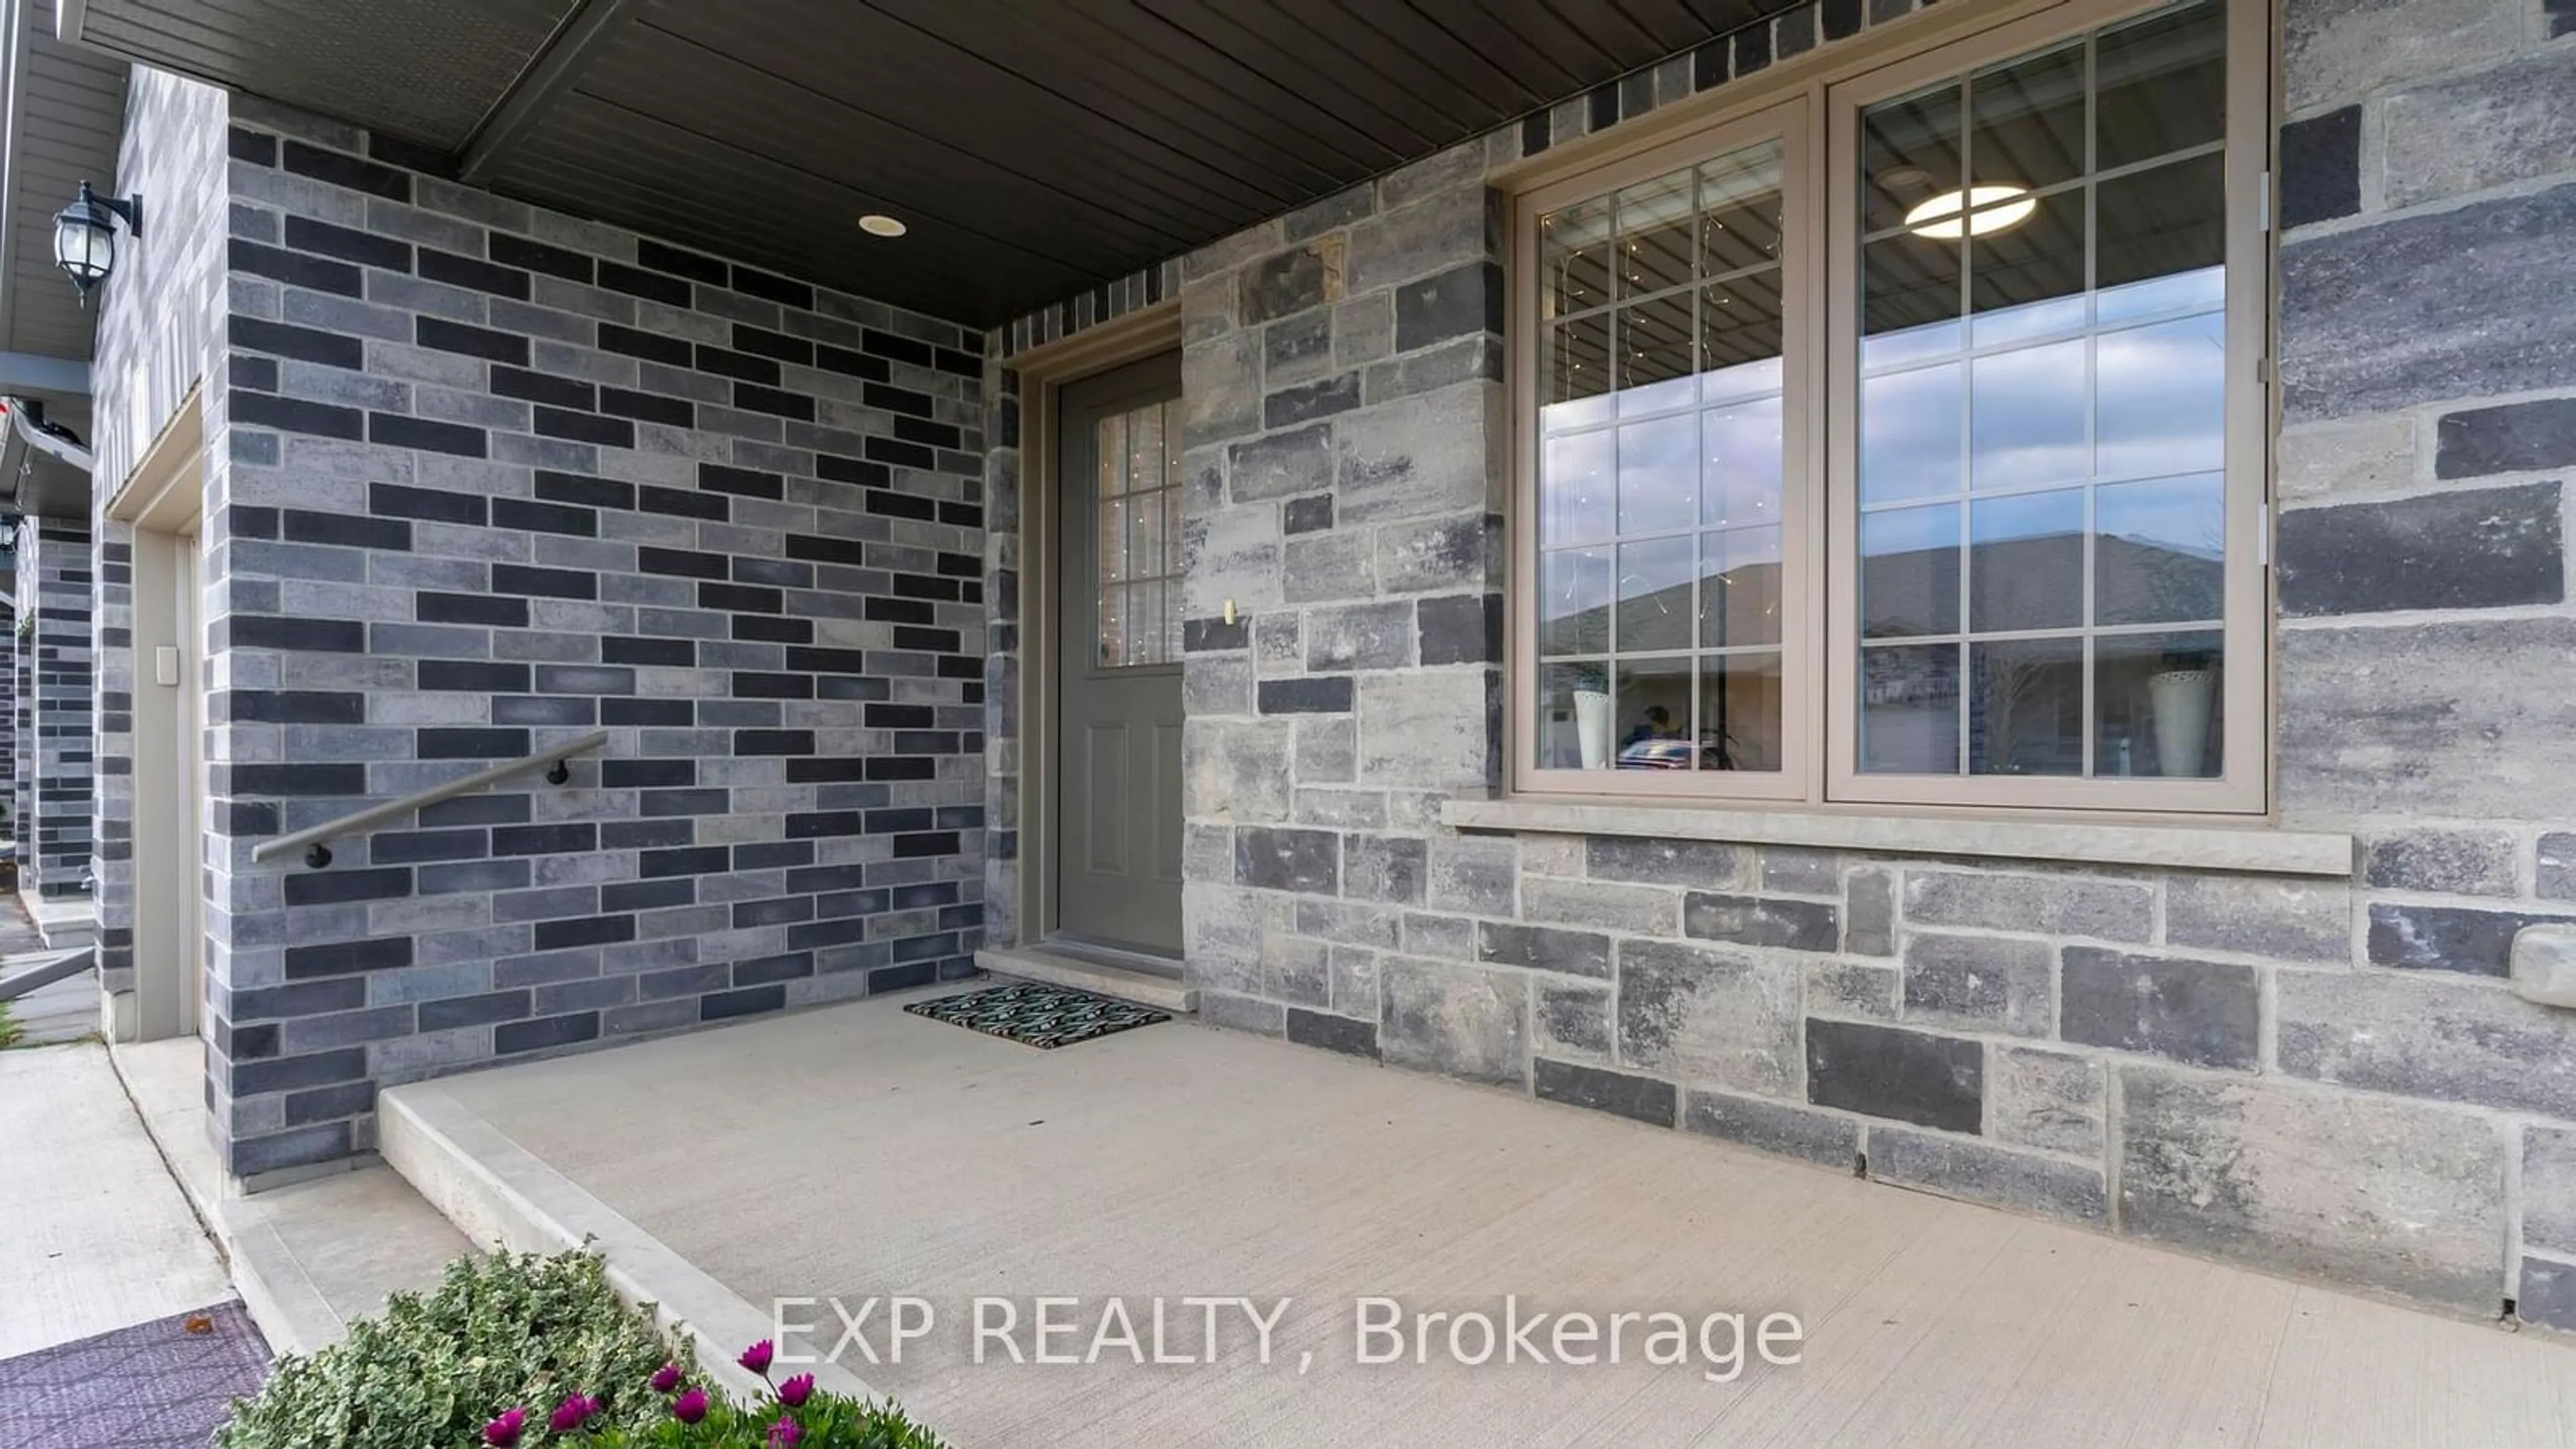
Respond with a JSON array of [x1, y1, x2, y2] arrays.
[[252, 731, 608, 869], [0, 945, 95, 1002]]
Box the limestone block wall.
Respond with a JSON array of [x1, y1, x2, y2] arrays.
[[988, 0, 2576, 1330]]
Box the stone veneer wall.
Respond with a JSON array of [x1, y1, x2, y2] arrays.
[[23, 518, 95, 901], [987, 0, 2576, 1331], [95, 78, 989, 1179]]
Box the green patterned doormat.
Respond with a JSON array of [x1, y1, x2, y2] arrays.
[[904, 981, 1171, 1049]]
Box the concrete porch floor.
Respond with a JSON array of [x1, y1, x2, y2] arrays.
[[387, 987, 2576, 1447]]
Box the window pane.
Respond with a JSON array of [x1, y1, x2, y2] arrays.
[[1970, 41, 2086, 192], [1542, 429, 1615, 546], [1544, 313, 1613, 427], [1128, 580, 1165, 665], [1701, 147, 1786, 277], [2098, 154, 2224, 309], [1541, 195, 1612, 319], [1862, 233, 1962, 368], [1097, 413, 1126, 498], [1970, 187, 2088, 346], [1540, 547, 1613, 656], [1131, 480, 1167, 579], [1862, 503, 1960, 638], [2098, 311, 2226, 479], [1703, 273, 1786, 394], [1539, 661, 1614, 769], [1849, 0, 2233, 784], [1617, 536, 1695, 653], [1703, 396, 1783, 527], [2096, 474, 2224, 625], [1615, 413, 1697, 536], [1128, 405, 1163, 492], [1863, 82, 1962, 233], [1860, 643, 1961, 773], [1613, 656, 1695, 771], [1703, 652, 1784, 771], [1099, 584, 1127, 668], [2096, 1, 2225, 169], [1969, 637, 2084, 775], [1615, 170, 1695, 301], [1970, 488, 2084, 634], [1098, 496, 1128, 583], [1702, 527, 1783, 648], [1618, 293, 1696, 414], [2095, 629, 2222, 777], [1970, 337, 2088, 490], [1861, 362, 1961, 503]]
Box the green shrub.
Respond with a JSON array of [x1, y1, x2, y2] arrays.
[[219, 1246, 685, 1449], [480, 1340, 947, 1448]]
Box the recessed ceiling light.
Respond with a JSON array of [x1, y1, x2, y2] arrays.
[[1880, 166, 1931, 189], [1904, 184, 2036, 239], [859, 214, 908, 238]]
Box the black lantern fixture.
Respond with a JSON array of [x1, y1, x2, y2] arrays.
[[54, 181, 142, 305]]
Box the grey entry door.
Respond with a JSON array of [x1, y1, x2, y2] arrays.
[[1055, 352, 1185, 957]]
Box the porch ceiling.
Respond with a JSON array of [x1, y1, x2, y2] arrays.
[[60, 0, 1803, 326], [0, 0, 124, 441]]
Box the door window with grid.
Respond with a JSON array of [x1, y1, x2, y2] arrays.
[[1093, 400, 1185, 667]]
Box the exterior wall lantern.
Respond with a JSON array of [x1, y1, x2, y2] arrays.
[[54, 181, 142, 304]]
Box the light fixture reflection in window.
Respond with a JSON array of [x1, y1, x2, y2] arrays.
[[1903, 184, 2037, 239]]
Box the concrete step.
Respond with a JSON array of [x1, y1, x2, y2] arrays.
[[112, 1037, 468, 1356], [378, 1080, 884, 1408], [974, 943, 1195, 1013]]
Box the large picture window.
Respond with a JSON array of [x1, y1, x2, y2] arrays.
[[1510, 0, 2265, 813]]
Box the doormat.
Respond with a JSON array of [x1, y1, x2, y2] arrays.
[[0, 1301, 270, 1449], [904, 981, 1170, 1049]]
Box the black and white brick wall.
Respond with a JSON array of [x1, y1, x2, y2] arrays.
[[22, 519, 95, 903], [93, 67, 229, 1010], [95, 79, 990, 1179], [7, 592, 23, 880], [986, 0, 2576, 1332]]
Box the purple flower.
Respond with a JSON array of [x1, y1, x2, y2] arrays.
[[548, 1393, 601, 1434], [739, 1340, 775, 1377], [482, 1408, 528, 1448], [650, 1362, 684, 1394], [767, 1418, 802, 1449], [776, 1373, 815, 1408], [672, 1387, 711, 1425]]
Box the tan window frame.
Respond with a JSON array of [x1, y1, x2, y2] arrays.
[[1506, 0, 2272, 816]]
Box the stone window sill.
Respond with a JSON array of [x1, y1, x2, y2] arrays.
[[1439, 798, 2355, 877]]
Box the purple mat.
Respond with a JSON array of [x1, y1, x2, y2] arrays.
[[0, 1301, 270, 1448]]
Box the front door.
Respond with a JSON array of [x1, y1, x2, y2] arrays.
[[1054, 354, 1185, 957]]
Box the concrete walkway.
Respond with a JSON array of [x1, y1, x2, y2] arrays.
[[386, 988, 2576, 1448], [0, 1044, 229, 1358]]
